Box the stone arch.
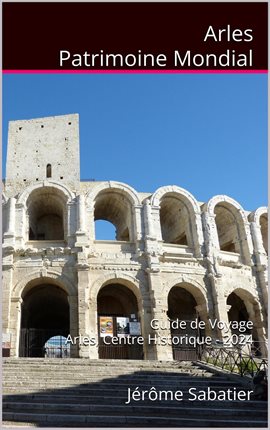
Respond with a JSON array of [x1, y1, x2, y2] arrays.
[[226, 287, 266, 355], [17, 181, 74, 207], [86, 181, 141, 242], [12, 270, 77, 298], [206, 195, 253, 263], [91, 272, 144, 360], [249, 207, 268, 226], [90, 272, 142, 308], [18, 183, 74, 241], [165, 278, 209, 360], [249, 207, 268, 255], [165, 276, 208, 316], [150, 186, 203, 253], [151, 185, 200, 213], [164, 275, 207, 301], [11, 271, 77, 358], [87, 181, 141, 207]]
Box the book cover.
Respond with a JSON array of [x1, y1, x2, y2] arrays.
[[2, 1, 268, 428]]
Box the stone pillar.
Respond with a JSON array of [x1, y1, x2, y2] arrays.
[[2, 260, 14, 333], [69, 295, 79, 357], [240, 219, 253, 266], [207, 274, 231, 341], [191, 212, 204, 258], [144, 200, 154, 238], [75, 195, 88, 246], [15, 203, 26, 247], [250, 221, 265, 254], [67, 201, 77, 248], [9, 297, 22, 357], [245, 302, 268, 357], [76, 259, 90, 358], [77, 194, 86, 232], [201, 210, 220, 254], [250, 221, 268, 318], [195, 304, 211, 336], [139, 293, 157, 360], [147, 271, 173, 361], [88, 296, 99, 359], [6, 197, 16, 235], [133, 204, 143, 242]]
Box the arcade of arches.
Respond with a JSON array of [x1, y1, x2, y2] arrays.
[[2, 112, 268, 361]]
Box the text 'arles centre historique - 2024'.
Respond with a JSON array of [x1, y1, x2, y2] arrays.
[[2, 113, 268, 361]]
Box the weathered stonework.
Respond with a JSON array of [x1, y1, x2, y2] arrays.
[[2, 114, 268, 360]]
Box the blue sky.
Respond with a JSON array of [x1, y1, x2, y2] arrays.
[[2, 73, 267, 213]]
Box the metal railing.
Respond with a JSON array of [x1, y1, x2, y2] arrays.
[[200, 344, 268, 377]]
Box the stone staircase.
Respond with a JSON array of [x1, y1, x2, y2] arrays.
[[2, 358, 268, 427]]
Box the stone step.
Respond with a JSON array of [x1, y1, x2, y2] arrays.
[[3, 402, 267, 419], [3, 377, 239, 386], [3, 366, 206, 374], [2, 412, 267, 427], [4, 358, 264, 428], [3, 394, 266, 409], [3, 358, 196, 368], [2, 387, 252, 398], [4, 372, 212, 380]]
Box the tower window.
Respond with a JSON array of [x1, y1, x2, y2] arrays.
[[46, 164, 52, 178]]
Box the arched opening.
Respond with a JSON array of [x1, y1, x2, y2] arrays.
[[94, 190, 133, 241], [160, 194, 192, 246], [167, 286, 205, 360], [97, 283, 143, 359], [46, 164, 52, 178], [44, 335, 70, 358], [95, 219, 116, 240], [259, 214, 268, 255], [214, 204, 240, 253], [227, 291, 260, 356], [19, 284, 70, 357], [27, 187, 66, 240]]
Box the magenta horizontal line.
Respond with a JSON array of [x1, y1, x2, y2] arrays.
[[2, 69, 268, 74]]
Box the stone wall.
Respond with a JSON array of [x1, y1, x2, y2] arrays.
[[2, 114, 268, 360]]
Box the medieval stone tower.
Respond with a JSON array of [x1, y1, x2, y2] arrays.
[[2, 114, 268, 360]]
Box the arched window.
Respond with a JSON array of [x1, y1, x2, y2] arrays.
[[214, 204, 239, 252], [95, 219, 117, 240], [27, 187, 66, 241], [46, 164, 52, 178], [259, 214, 268, 255], [94, 190, 132, 241], [159, 194, 191, 246]]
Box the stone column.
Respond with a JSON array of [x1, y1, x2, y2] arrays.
[[76, 259, 90, 358], [9, 297, 22, 357], [144, 200, 154, 238], [207, 274, 231, 341], [69, 295, 79, 357], [75, 195, 88, 246], [2, 260, 14, 334], [245, 302, 268, 357], [133, 204, 143, 243], [67, 201, 77, 248], [6, 197, 16, 235], [15, 202, 26, 247], [240, 219, 253, 266], [147, 271, 173, 361], [195, 304, 211, 336], [190, 212, 204, 258], [250, 221, 268, 318], [77, 194, 86, 232], [88, 296, 99, 359], [250, 222, 265, 254]]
